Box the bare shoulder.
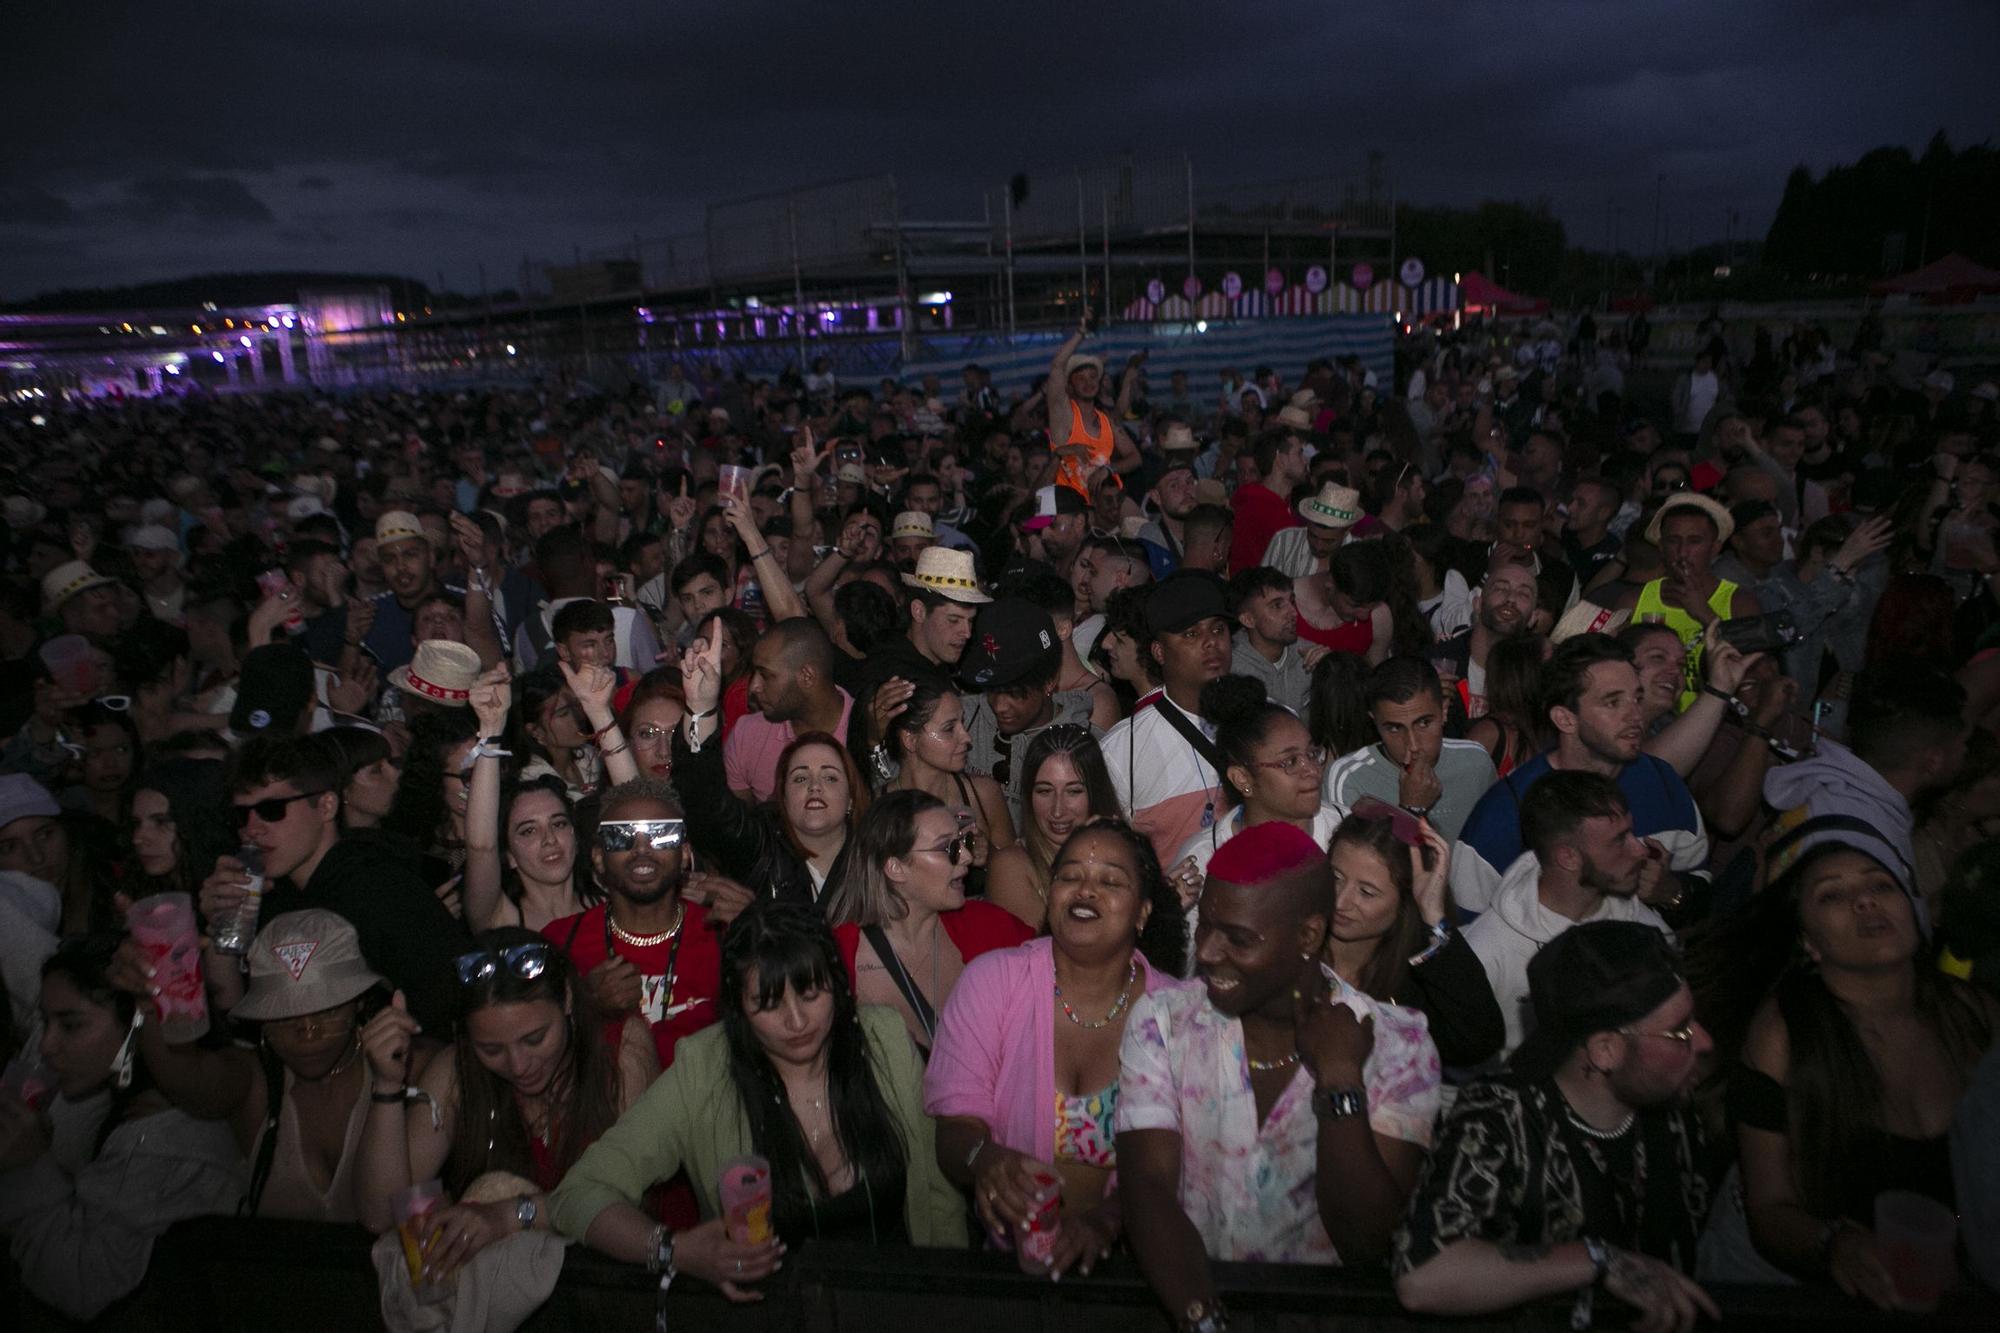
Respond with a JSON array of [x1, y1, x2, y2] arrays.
[[1740, 995, 1791, 1079]]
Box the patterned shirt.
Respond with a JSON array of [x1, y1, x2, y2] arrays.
[[1115, 967, 1442, 1263], [1394, 1078, 1708, 1278]]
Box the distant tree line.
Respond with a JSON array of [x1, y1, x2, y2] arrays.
[[1764, 131, 1999, 279]]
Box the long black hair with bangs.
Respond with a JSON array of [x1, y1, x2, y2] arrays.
[[718, 899, 908, 1241]]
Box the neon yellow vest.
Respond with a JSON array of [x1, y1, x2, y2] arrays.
[[1634, 577, 1737, 711]]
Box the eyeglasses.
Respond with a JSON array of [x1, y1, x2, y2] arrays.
[[232, 788, 329, 830], [917, 833, 971, 866], [596, 819, 685, 852], [455, 942, 551, 985], [1251, 746, 1327, 776], [633, 724, 674, 745], [263, 1008, 356, 1040], [1618, 1019, 1698, 1047]]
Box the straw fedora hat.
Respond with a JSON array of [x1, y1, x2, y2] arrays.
[[1297, 482, 1363, 529], [900, 547, 992, 604], [891, 511, 936, 541], [41, 560, 117, 613], [388, 640, 482, 707], [1644, 492, 1735, 545]]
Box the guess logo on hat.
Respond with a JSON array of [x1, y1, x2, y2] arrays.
[[273, 940, 320, 981]]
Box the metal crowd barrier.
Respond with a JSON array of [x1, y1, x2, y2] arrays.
[[3, 1216, 1990, 1330]]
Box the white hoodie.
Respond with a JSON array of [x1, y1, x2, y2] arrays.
[[1462, 851, 1672, 1061]]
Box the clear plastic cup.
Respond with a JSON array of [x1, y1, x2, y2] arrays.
[[1, 1050, 55, 1111], [1874, 1190, 1957, 1313], [126, 892, 210, 1043], [718, 464, 754, 507], [394, 1179, 451, 1303], [210, 845, 266, 956], [720, 1155, 773, 1244], [1016, 1167, 1063, 1274], [38, 634, 99, 696]]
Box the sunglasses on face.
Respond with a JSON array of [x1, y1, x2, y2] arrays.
[[596, 819, 685, 852], [918, 833, 972, 866], [232, 789, 329, 830], [1619, 1018, 1698, 1047], [454, 942, 551, 985]]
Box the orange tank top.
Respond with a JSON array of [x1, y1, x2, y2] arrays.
[[1056, 403, 1113, 496]]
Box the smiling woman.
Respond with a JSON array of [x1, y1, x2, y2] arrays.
[[927, 819, 1188, 1279]]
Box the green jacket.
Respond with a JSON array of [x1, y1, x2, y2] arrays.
[[550, 1005, 967, 1247]]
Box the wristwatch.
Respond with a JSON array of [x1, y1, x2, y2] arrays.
[[1312, 1085, 1367, 1120], [1583, 1235, 1612, 1287], [514, 1194, 538, 1231], [1182, 1298, 1229, 1333]]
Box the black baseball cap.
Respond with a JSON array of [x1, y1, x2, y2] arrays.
[[231, 643, 316, 736], [959, 597, 1060, 691], [1509, 920, 1685, 1081], [1144, 570, 1229, 636]]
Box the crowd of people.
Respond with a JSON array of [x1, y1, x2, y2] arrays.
[[0, 305, 1997, 1330]]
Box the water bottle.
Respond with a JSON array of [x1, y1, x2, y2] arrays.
[[212, 844, 267, 955]]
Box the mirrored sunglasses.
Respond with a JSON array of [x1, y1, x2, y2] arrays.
[[596, 819, 685, 852], [454, 942, 551, 986]]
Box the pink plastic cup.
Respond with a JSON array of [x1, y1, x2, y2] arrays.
[[1016, 1168, 1063, 1274], [126, 892, 210, 1043], [1875, 1190, 1957, 1313], [721, 1155, 774, 1244], [38, 634, 99, 696]]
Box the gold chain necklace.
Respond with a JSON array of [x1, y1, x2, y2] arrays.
[[1246, 1050, 1300, 1073], [608, 899, 683, 948]]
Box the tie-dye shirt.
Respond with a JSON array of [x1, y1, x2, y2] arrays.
[[1115, 966, 1442, 1263]]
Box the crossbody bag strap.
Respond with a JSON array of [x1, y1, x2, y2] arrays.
[[1152, 695, 1226, 776], [862, 923, 937, 1047]]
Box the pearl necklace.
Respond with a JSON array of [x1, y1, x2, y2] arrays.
[[608, 900, 684, 948], [1054, 957, 1139, 1029]]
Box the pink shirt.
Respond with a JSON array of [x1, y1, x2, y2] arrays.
[[1114, 966, 1441, 1263], [721, 688, 854, 803], [924, 937, 1192, 1166]]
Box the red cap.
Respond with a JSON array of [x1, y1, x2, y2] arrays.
[[1207, 820, 1323, 885]]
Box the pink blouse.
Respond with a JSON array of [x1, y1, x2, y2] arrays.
[[923, 936, 1193, 1165]]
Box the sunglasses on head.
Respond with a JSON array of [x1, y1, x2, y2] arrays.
[[232, 788, 329, 830], [1347, 796, 1423, 848], [596, 819, 685, 852], [454, 942, 550, 986]]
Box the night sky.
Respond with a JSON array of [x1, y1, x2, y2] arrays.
[[3, 0, 1994, 302]]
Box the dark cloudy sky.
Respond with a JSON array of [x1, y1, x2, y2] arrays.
[[3, 0, 1994, 302]]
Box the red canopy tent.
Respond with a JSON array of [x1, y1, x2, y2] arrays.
[[1459, 270, 1549, 315], [1870, 253, 2000, 303]]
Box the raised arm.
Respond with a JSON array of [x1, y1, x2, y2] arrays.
[[560, 659, 638, 787], [786, 429, 830, 586], [354, 991, 453, 1233], [1044, 312, 1089, 445], [107, 935, 254, 1123], [1643, 634, 1754, 778], [450, 512, 506, 670], [723, 494, 804, 623], [461, 665, 514, 933]]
